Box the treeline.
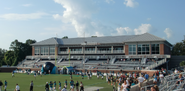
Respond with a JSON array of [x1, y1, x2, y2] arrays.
[[0, 39, 36, 66], [172, 40, 185, 55]]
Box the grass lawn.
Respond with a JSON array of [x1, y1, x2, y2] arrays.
[[0, 73, 114, 91]]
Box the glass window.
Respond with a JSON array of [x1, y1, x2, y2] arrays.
[[41, 46, 49, 55], [137, 44, 150, 54], [151, 44, 159, 54], [34, 47, 40, 55], [129, 45, 136, 55], [50, 46, 55, 55]]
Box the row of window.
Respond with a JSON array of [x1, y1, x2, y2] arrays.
[[35, 46, 55, 55], [129, 44, 159, 55], [60, 47, 123, 52]]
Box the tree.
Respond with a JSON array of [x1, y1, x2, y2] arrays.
[[172, 40, 185, 55], [0, 48, 6, 66], [180, 61, 185, 66], [4, 51, 14, 65], [62, 36, 68, 39], [3, 39, 36, 66]]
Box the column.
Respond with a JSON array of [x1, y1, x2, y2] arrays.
[[48, 46, 50, 55], [149, 44, 151, 55], [39, 46, 41, 55], [125, 45, 128, 55], [68, 47, 70, 53], [55, 46, 58, 55], [136, 44, 138, 55], [95, 46, 97, 53], [32, 46, 35, 56], [82, 47, 83, 54], [123, 45, 125, 53], [111, 46, 113, 53]]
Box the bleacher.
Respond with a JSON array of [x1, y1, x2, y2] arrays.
[[18, 55, 168, 71]]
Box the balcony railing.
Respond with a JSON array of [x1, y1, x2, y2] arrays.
[[84, 51, 95, 53], [97, 51, 111, 53], [113, 50, 123, 53], [70, 51, 82, 54], [59, 51, 68, 54]]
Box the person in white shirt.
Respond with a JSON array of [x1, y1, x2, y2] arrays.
[[15, 84, 20, 91], [159, 73, 164, 84], [137, 75, 145, 90], [121, 80, 128, 91], [61, 86, 67, 91], [174, 69, 178, 74]]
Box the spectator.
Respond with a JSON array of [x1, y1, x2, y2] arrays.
[[153, 73, 158, 84], [150, 86, 156, 91], [154, 85, 159, 91], [80, 82, 84, 91], [120, 80, 128, 91], [15, 84, 20, 91], [0, 80, 3, 91], [176, 74, 184, 84], [137, 75, 145, 90], [45, 82, 49, 91], [144, 72, 149, 85], [75, 81, 79, 91], [30, 81, 33, 91], [61, 86, 67, 91], [159, 73, 164, 84]]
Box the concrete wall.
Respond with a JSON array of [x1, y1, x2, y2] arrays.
[[169, 56, 185, 69]]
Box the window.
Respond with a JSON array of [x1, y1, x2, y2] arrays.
[[138, 44, 150, 54], [41, 46, 49, 55], [98, 48, 111, 51], [152, 44, 159, 54], [50, 46, 55, 55], [70, 48, 82, 51], [129, 45, 136, 55], [34, 47, 40, 55], [85, 48, 95, 51]]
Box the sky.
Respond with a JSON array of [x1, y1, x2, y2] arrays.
[[0, 0, 185, 50]]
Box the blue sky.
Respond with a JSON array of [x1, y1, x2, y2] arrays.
[[0, 0, 185, 50]]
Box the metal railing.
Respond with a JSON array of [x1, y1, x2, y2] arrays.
[[145, 58, 166, 70]]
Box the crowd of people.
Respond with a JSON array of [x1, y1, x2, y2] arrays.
[[1, 66, 185, 91]]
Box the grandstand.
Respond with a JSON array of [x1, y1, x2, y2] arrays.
[[16, 33, 172, 71]]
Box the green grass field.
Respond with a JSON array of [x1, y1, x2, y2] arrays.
[[0, 73, 114, 91]]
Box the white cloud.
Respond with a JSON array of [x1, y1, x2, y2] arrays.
[[124, 0, 139, 8], [147, 18, 151, 21], [113, 24, 154, 35], [53, 0, 112, 37], [22, 4, 32, 7], [116, 27, 132, 35], [105, 0, 115, 4], [0, 12, 48, 20], [164, 28, 172, 39], [53, 14, 62, 19], [134, 24, 152, 35]]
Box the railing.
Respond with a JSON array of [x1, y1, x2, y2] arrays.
[[97, 51, 111, 53], [84, 51, 95, 53], [145, 58, 166, 70], [59, 51, 68, 54], [113, 50, 123, 53], [17, 59, 26, 67]]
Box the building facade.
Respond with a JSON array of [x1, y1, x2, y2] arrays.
[[31, 33, 172, 57]]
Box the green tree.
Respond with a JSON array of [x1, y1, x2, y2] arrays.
[[180, 61, 185, 66], [4, 51, 14, 65], [0, 48, 6, 66], [62, 36, 68, 39], [3, 39, 36, 66], [172, 40, 185, 55]]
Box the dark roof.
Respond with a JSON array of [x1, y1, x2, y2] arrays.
[[31, 33, 169, 46]]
